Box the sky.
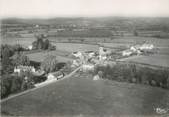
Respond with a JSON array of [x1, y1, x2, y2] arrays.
[[0, 0, 169, 18]]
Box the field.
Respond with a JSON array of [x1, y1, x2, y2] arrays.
[[1, 73, 169, 116], [26, 50, 73, 63], [106, 37, 169, 68], [1, 37, 36, 47], [52, 42, 99, 52], [119, 55, 169, 68], [110, 37, 169, 47], [2, 35, 169, 68]]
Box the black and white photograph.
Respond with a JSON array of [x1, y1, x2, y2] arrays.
[[0, 0, 169, 116]]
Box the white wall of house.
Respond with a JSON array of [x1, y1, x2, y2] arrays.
[[47, 73, 56, 80]]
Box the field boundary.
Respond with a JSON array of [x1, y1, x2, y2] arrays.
[[0, 66, 81, 103]]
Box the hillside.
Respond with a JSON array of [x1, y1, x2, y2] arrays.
[[1, 73, 169, 116]]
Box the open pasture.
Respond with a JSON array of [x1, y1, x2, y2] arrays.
[[52, 42, 99, 52], [119, 54, 169, 68], [157, 47, 169, 55], [27, 50, 73, 63], [2, 37, 36, 47], [110, 36, 169, 47]]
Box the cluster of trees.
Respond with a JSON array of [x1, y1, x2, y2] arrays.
[[1, 44, 36, 98], [12, 53, 30, 66], [1, 45, 68, 99], [32, 34, 55, 50], [94, 63, 169, 89], [1, 44, 26, 74], [1, 71, 45, 98]]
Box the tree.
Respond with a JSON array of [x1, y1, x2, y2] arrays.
[[10, 75, 22, 93], [12, 53, 30, 66], [41, 55, 58, 73], [1, 46, 14, 74], [13, 44, 24, 52], [32, 41, 38, 50], [32, 34, 44, 50], [32, 34, 53, 50], [37, 38, 43, 49], [43, 39, 49, 50], [20, 71, 35, 90], [1, 75, 13, 98]]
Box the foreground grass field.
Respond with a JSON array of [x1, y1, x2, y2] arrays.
[[1, 73, 169, 116]]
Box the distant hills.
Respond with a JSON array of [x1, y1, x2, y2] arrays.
[[1, 17, 169, 26]]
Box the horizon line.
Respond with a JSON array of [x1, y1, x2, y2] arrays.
[[1, 15, 169, 20]]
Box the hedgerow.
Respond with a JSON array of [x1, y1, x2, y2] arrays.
[[94, 63, 169, 89]]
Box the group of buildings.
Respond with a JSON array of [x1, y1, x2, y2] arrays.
[[122, 43, 155, 56]]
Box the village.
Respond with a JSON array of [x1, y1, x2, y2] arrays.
[[10, 40, 157, 90]]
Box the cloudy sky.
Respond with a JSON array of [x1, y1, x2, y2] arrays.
[[0, 0, 169, 18]]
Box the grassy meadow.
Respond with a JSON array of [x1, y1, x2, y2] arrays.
[[1, 73, 169, 116]]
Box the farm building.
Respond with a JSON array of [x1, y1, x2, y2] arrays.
[[139, 44, 154, 50], [99, 47, 111, 61], [47, 71, 64, 81], [122, 50, 133, 56], [27, 45, 33, 50], [14, 65, 35, 74], [81, 64, 95, 72]]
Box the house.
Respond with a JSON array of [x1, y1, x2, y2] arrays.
[[99, 47, 111, 61], [93, 74, 100, 80], [28, 45, 33, 50], [130, 46, 137, 52], [122, 50, 133, 56], [72, 51, 82, 58], [81, 64, 94, 72], [130, 46, 142, 55], [14, 65, 36, 74], [85, 51, 95, 58], [47, 71, 64, 81], [71, 60, 80, 67], [139, 44, 154, 50]]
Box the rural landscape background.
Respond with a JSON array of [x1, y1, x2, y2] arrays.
[[1, 0, 169, 116]]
